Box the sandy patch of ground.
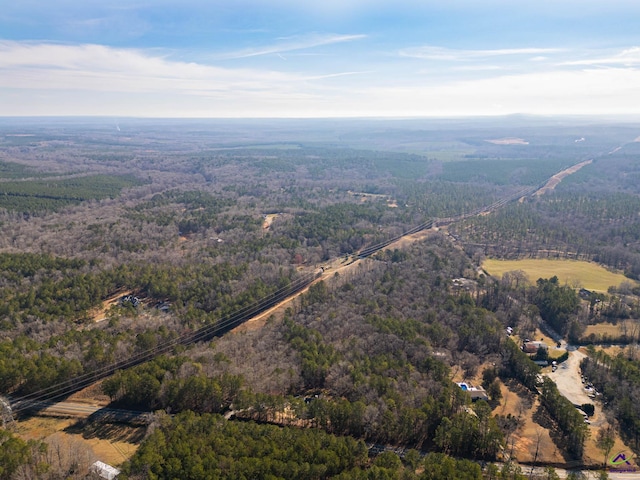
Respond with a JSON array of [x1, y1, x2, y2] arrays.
[[262, 213, 279, 230], [388, 229, 434, 249], [89, 290, 132, 323], [535, 160, 592, 196], [486, 138, 529, 145]]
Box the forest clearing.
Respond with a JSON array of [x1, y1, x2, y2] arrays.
[[482, 258, 635, 292]]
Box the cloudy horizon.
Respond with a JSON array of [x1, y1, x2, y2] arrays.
[[1, 1, 639, 118]]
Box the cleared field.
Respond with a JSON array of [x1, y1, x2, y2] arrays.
[[583, 321, 640, 338], [482, 258, 635, 292], [16, 417, 142, 469]]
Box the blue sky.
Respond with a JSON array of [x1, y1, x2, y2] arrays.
[[1, 0, 639, 117]]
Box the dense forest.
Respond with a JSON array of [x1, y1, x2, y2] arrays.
[[1, 117, 640, 478], [451, 165, 640, 278]]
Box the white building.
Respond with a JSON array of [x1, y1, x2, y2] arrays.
[[90, 461, 121, 480], [456, 382, 489, 401]]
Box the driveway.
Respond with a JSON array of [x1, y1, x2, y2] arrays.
[[546, 347, 605, 426]]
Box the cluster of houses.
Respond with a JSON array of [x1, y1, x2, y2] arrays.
[[454, 328, 560, 403]]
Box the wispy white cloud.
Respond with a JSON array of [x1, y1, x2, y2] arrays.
[[217, 33, 366, 59], [451, 65, 503, 72], [562, 46, 640, 66], [0, 41, 306, 95], [0, 40, 373, 117], [304, 71, 371, 80], [399, 45, 562, 61], [1, 40, 639, 117]]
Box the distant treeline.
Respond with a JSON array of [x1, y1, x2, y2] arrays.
[[0, 174, 145, 212]]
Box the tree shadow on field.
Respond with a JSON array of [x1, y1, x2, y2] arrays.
[[64, 419, 146, 444]]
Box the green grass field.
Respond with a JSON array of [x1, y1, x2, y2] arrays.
[[482, 258, 636, 292]]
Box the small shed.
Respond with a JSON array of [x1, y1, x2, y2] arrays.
[[90, 461, 121, 480]]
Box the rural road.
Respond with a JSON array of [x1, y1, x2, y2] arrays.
[[534, 160, 593, 197], [525, 465, 640, 479]]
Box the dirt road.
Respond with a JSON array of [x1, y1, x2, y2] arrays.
[[534, 160, 592, 196]]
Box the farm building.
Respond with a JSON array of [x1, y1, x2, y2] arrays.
[[522, 341, 548, 354]]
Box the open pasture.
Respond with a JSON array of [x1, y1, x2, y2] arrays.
[[482, 258, 635, 292]]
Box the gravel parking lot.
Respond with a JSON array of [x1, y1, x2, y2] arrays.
[[546, 347, 604, 426]]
